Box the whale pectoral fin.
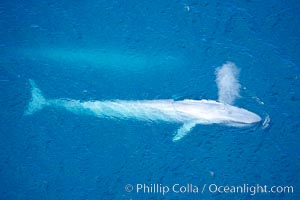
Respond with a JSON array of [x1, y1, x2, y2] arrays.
[[172, 122, 196, 142]]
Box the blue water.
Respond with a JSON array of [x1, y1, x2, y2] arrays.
[[0, 0, 299, 199]]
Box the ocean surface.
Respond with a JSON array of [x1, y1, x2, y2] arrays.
[[0, 0, 299, 199]]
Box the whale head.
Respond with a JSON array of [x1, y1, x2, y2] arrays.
[[225, 106, 262, 126]]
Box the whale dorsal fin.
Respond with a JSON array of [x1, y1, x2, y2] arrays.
[[172, 122, 196, 142], [215, 62, 241, 105]]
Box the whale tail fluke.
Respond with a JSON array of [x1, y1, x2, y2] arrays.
[[24, 79, 47, 115]]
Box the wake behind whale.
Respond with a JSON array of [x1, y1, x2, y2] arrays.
[[25, 62, 261, 141]]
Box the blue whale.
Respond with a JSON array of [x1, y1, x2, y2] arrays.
[[25, 62, 261, 141]]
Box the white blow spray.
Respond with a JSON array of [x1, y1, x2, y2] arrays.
[[215, 62, 241, 105]]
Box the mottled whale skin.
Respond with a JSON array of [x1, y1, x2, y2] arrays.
[[25, 62, 261, 141]]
